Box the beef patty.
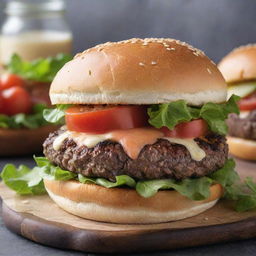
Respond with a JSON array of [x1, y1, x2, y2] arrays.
[[227, 110, 256, 140], [43, 129, 228, 181]]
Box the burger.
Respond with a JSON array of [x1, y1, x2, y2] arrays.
[[2, 38, 242, 223], [218, 45, 256, 160], [0, 53, 71, 155]]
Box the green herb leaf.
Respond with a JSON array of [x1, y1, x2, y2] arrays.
[[7, 53, 72, 82], [43, 104, 71, 124], [147, 95, 240, 135]]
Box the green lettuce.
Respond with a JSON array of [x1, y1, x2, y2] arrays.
[[43, 104, 72, 125], [1, 164, 46, 195], [78, 174, 136, 188], [136, 177, 212, 200], [1, 157, 256, 212], [7, 53, 72, 83], [148, 95, 240, 135], [0, 104, 50, 129]]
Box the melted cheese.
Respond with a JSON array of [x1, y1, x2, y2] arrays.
[[53, 128, 206, 161], [53, 130, 112, 151], [53, 132, 70, 151], [164, 137, 206, 161]]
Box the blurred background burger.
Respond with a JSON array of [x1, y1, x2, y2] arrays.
[[219, 45, 256, 160]]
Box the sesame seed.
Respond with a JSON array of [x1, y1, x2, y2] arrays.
[[204, 217, 209, 221], [193, 52, 199, 56], [207, 68, 212, 74], [89, 70, 92, 75], [151, 61, 157, 65], [139, 62, 145, 66]]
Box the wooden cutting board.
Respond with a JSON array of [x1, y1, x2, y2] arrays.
[[0, 158, 256, 253]]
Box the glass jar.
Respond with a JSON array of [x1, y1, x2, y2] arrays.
[[0, 0, 73, 64]]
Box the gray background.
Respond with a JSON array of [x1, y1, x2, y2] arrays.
[[0, 0, 256, 62]]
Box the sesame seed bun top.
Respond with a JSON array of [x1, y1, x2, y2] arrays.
[[218, 44, 256, 83], [50, 38, 227, 106]]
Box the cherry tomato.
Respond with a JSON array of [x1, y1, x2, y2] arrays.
[[2, 86, 32, 115], [0, 74, 24, 90], [65, 105, 149, 133], [238, 92, 256, 111], [0, 93, 6, 114], [30, 85, 51, 106], [160, 119, 209, 138]]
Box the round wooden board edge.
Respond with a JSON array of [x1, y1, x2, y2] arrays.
[[1, 202, 256, 253]]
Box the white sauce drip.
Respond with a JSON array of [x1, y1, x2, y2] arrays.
[[164, 137, 206, 161], [53, 130, 206, 161], [53, 131, 112, 151]]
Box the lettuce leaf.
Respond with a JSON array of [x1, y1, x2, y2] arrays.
[[0, 104, 50, 129], [1, 158, 256, 212], [1, 164, 46, 195], [78, 174, 136, 188], [7, 53, 72, 83], [34, 156, 76, 181], [136, 176, 212, 200], [43, 104, 71, 125], [148, 95, 240, 135]]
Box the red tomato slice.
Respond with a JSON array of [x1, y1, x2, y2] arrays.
[[65, 105, 149, 133], [238, 92, 256, 111], [160, 119, 208, 138], [0, 74, 24, 90], [2, 86, 32, 115]]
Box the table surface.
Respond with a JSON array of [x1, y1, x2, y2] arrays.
[[0, 156, 256, 256]]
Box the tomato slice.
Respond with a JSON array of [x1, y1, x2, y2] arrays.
[[238, 91, 256, 111], [2, 86, 32, 115], [65, 105, 149, 133], [160, 119, 208, 138], [0, 74, 24, 90]]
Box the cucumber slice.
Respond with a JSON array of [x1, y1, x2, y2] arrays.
[[228, 82, 256, 99]]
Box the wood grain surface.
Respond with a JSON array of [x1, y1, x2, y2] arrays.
[[0, 158, 255, 253]]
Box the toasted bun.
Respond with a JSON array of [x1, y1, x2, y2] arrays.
[[227, 136, 256, 160], [218, 44, 256, 83], [44, 179, 222, 224], [0, 125, 57, 156], [50, 38, 227, 106]]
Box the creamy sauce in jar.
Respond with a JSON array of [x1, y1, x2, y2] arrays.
[[0, 30, 72, 64]]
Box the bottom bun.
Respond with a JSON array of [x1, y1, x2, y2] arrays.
[[44, 179, 222, 224], [0, 125, 58, 156], [227, 136, 256, 161]]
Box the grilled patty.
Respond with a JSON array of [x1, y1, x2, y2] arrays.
[[43, 129, 228, 181], [227, 110, 256, 140]]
